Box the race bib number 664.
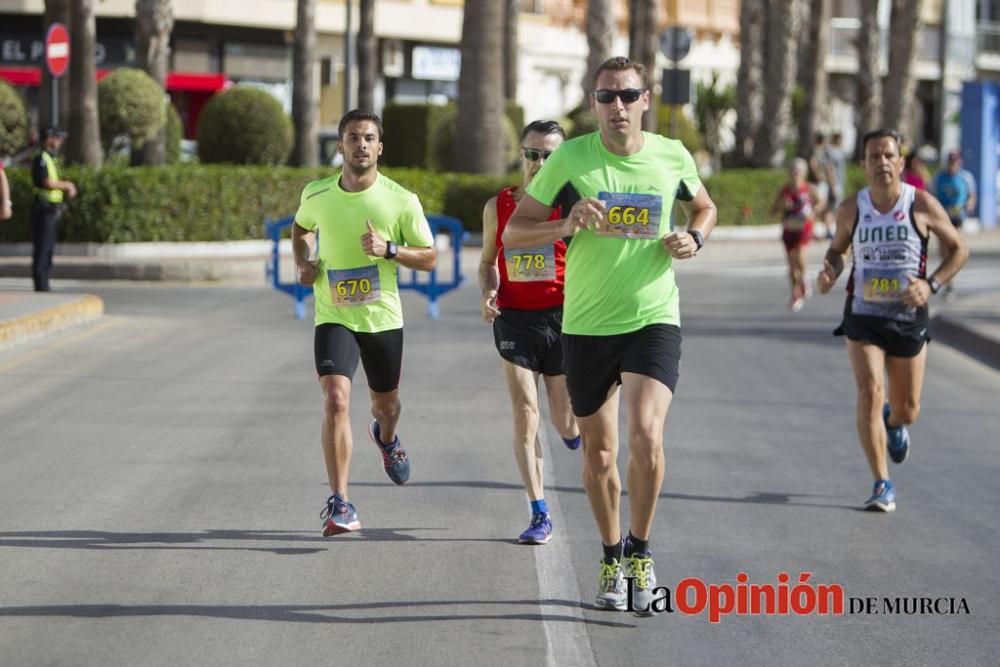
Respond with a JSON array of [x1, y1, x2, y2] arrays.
[[597, 192, 663, 239]]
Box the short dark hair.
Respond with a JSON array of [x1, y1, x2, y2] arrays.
[[861, 129, 903, 154], [520, 120, 565, 142], [814, 132, 826, 144], [338, 109, 383, 140], [591, 56, 649, 91]]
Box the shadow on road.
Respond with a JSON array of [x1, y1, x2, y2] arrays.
[[0, 598, 634, 628], [351, 480, 858, 510]]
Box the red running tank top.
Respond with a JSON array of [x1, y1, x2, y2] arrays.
[[494, 186, 566, 311]]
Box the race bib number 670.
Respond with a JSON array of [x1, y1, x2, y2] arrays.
[[327, 265, 381, 307], [597, 192, 663, 239]]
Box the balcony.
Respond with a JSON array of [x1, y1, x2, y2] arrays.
[[978, 21, 1000, 70]]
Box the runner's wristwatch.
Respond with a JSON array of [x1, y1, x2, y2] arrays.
[[927, 276, 941, 294], [384, 241, 398, 260], [689, 229, 704, 251]]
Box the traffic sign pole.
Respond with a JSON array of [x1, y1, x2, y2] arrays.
[[45, 22, 71, 129]]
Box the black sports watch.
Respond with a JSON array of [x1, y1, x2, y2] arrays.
[[927, 276, 941, 294], [384, 241, 398, 260], [688, 229, 704, 251]]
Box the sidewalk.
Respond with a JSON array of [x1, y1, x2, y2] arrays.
[[2, 230, 999, 368]]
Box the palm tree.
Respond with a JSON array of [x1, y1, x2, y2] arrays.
[[67, 0, 102, 167], [628, 0, 657, 131], [855, 0, 882, 157], [582, 0, 614, 103], [797, 0, 831, 159], [40, 0, 71, 133], [882, 0, 924, 141], [503, 0, 519, 103], [357, 0, 376, 111], [134, 0, 174, 165], [292, 0, 318, 166], [456, 1, 504, 174], [734, 0, 765, 164], [752, 0, 800, 167]]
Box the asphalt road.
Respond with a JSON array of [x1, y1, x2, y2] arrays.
[[1, 243, 998, 666]]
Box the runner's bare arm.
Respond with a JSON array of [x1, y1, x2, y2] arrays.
[[392, 244, 436, 272], [665, 187, 717, 259], [910, 190, 969, 301], [816, 198, 855, 293], [292, 222, 319, 285], [479, 197, 501, 322], [504, 193, 595, 249]]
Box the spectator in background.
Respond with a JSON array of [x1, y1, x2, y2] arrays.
[[902, 153, 928, 190], [828, 132, 849, 207], [932, 151, 977, 227], [931, 150, 977, 298], [809, 133, 838, 238]]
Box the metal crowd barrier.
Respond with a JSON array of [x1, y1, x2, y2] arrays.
[[265, 214, 467, 320]]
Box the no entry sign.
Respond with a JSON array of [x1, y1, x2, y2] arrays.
[[45, 23, 71, 79]]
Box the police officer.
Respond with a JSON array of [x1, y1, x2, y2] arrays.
[[31, 127, 76, 291]]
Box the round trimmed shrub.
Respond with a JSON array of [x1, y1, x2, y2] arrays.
[[196, 86, 293, 165], [0, 80, 30, 158], [98, 67, 166, 151]]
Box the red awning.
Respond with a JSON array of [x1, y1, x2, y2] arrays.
[[0, 67, 228, 92]]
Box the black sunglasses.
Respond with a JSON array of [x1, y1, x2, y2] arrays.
[[522, 148, 554, 162], [594, 88, 645, 104]]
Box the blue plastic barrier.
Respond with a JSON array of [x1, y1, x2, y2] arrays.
[[265, 214, 468, 320]]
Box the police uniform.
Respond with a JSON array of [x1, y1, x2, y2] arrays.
[[30, 147, 65, 291]]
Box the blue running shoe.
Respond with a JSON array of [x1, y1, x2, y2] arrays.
[[369, 420, 410, 485], [320, 494, 361, 536], [864, 480, 896, 512], [518, 512, 553, 544], [883, 404, 910, 464]]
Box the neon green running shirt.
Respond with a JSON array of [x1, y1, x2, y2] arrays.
[[295, 172, 434, 332], [525, 131, 702, 335]]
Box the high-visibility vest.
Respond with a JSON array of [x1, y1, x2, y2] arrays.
[[33, 151, 64, 204]]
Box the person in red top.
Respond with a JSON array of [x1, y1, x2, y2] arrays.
[[479, 120, 580, 545], [771, 158, 824, 311]]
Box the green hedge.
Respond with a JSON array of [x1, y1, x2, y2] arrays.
[[0, 165, 514, 242], [0, 163, 868, 244]]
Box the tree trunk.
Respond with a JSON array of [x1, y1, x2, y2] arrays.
[[582, 0, 614, 103], [855, 0, 882, 157], [882, 0, 924, 142], [734, 0, 765, 164], [797, 0, 831, 159], [357, 0, 376, 111], [627, 0, 658, 131], [292, 0, 318, 166], [134, 0, 173, 165], [503, 0, 519, 102], [456, 1, 504, 174], [40, 0, 71, 134], [67, 0, 102, 167], [752, 0, 799, 167]]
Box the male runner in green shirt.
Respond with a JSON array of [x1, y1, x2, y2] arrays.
[[505, 57, 717, 615], [293, 109, 436, 536]]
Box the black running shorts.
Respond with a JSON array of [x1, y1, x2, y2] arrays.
[[492, 306, 565, 376], [563, 323, 682, 418], [314, 323, 403, 392], [835, 314, 929, 358]]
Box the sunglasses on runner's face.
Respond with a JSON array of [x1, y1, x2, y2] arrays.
[[594, 88, 644, 104], [522, 148, 554, 162]]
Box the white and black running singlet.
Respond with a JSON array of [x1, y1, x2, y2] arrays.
[[846, 183, 928, 322]]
